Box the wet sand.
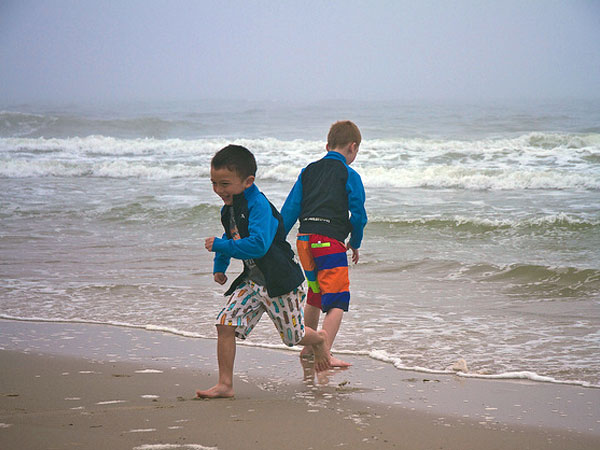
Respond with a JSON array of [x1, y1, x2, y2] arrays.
[[1, 319, 599, 449]]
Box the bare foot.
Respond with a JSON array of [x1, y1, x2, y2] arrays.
[[300, 346, 314, 360], [312, 330, 331, 372], [329, 354, 352, 368], [196, 383, 234, 399]]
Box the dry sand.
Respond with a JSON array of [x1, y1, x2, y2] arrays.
[[1, 319, 599, 450]]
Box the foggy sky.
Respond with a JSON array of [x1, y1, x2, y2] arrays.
[[1, 0, 599, 105]]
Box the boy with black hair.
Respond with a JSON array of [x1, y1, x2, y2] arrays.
[[197, 144, 330, 399], [282, 121, 367, 367]]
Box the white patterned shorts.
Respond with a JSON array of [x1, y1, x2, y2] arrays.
[[216, 279, 307, 347]]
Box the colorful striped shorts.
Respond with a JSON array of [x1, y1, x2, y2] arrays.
[[216, 279, 306, 347], [296, 234, 350, 312]]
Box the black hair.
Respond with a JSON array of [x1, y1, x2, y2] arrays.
[[211, 144, 257, 179]]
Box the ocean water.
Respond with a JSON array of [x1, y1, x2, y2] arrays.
[[1, 99, 599, 387]]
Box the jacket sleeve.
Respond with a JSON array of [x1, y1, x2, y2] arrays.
[[346, 168, 368, 249], [211, 195, 278, 260], [280, 171, 304, 236], [213, 233, 231, 274]]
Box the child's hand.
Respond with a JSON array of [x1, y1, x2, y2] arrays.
[[214, 272, 227, 285], [205, 237, 216, 251], [347, 244, 359, 264]]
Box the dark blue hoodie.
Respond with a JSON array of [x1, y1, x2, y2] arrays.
[[281, 151, 367, 248], [212, 183, 304, 298]]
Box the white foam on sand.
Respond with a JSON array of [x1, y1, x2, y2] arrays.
[[133, 445, 218, 450], [3, 316, 598, 388], [367, 350, 600, 388], [95, 400, 127, 405]]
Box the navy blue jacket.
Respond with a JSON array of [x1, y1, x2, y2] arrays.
[[212, 184, 305, 298], [281, 151, 367, 248]]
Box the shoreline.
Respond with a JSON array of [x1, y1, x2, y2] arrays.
[[3, 314, 597, 390], [1, 319, 599, 449]]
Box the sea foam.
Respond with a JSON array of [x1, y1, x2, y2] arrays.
[[2, 134, 598, 190], [3, 314, 598, 389]]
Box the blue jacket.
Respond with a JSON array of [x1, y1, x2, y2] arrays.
[[281, 151, 367, 249], [212, 183, 305, 297]]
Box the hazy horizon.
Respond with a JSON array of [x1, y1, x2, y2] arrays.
[[1, 1, 599, 106]]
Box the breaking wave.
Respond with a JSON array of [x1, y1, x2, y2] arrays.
[[368, 213, 600, 231], [1, 133, 598, 190]]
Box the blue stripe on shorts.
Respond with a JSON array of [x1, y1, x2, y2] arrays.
[[322, 292, 350, 312], [314, 252, 348, 270]]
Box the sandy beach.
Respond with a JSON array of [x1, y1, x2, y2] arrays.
[[0, 319, 599, 450], [2, 2, 600, 449]]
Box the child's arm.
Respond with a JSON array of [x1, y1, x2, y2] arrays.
[[346, 169, 368, 250], [207, 234, 230, 284], [281, 173, 304, 236], [210, 198, 278, 260], [213, 272, 227, 285]]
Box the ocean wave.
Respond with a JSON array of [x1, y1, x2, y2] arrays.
[[1, 134, 598, 190], [477, 263, 600, 282], [358, 133, 600, 171], [2, 132, 599, 160], [263, 163, 600, 191], [525, 132, 600, 150], [373, 257, 600, 288], [3, 108, 600, 144], [0, 159, 209, 179], [1, 158, 597, 190], [97, 202, 220, 224], [3, 199, 221, 224], [0, 135, 320, 158], [0, 111, 194, 139], [368, 213, 600, 231], [0, 135, 227, 156], [444, 262, 600, 298], [355, 166, 599, 190], [366, 131, 600, 152], [0, 111, 58, 137], [366, 257, 600, 298]]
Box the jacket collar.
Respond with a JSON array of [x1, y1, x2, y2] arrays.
[[232, 183, 258, 204], [325, 151, 348, 164]]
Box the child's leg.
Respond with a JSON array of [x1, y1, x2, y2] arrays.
[[303, 303, 321, 330], [322, 307, 343, 346], [322, 307, 351, 367], [296, 234, 322, 315], [298, 327, 330, 372], [264, 287, 331, 372], [196, 325, 236, 398], [296, 235, 323, 358], [299, 303, 321, 358], [309, 235, 351, 367]]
